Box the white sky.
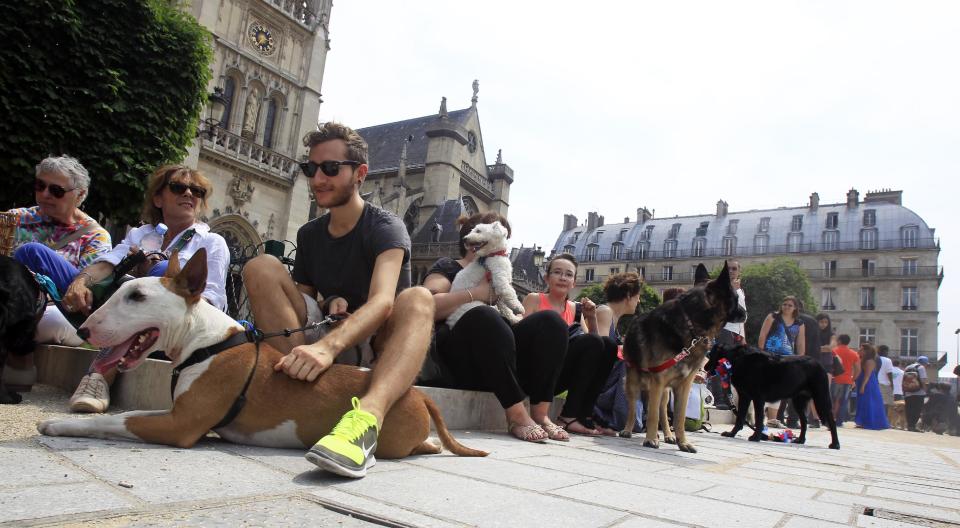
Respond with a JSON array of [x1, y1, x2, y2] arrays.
[[319, 1, 960, 375]]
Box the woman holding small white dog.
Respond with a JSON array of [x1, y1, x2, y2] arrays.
[[424, 213, 571, 443]]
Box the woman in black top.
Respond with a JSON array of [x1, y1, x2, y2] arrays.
[[423, 212, 569, 443]]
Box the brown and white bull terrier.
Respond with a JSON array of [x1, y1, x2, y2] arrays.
[[38, 250, 487, 462]]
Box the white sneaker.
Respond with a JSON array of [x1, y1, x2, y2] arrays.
[[69, 373, 110, 413]]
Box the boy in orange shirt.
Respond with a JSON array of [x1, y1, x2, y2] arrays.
[[830, 334, 861, 426]]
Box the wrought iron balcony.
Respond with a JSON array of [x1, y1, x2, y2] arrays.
[[200, 125, 298, 183]]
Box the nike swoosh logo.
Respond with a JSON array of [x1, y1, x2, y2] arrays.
[[361, 441, 375, 459]]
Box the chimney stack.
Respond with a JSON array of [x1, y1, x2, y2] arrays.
[[809, 192, 820, 211], [587, 211, 600, 232], [847, 188, 859, 208], [563, 214, 578, 232], [637, 207, 653, 224], [624, 217, 630, 224], [716, 200, 729, 217]]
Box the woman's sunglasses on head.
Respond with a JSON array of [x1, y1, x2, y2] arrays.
[[299, 160, 361, 178], [167, 181, 207, 199], [34, 180, 77, 199]]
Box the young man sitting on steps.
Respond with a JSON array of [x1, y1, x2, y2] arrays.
[[242, 122, 433, 478]]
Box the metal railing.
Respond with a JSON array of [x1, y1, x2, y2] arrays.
[[577, 237, 938, 263], [460, 161, 494, 193], [805, 266, 941, 280], [224, 241, 297, 322], [200, 125, 299, 183]]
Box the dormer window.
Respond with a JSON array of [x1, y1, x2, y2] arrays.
[[641, 225, 654, 241], [791, 215, 803, 232], [901, 225, 919, 248], [692, 238, 706, 257], [863, 209, 876, 227], [825, 212, 838, 229], [758, 217, 770, 233], [695, 222, 709, 237], [617, 228, 628, 242], [727, 219, 739, 235], [668, 223, 681, 239], [663, 239, 678, 258]]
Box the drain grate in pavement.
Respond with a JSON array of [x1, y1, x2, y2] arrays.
[[863, 507, 960, 528]]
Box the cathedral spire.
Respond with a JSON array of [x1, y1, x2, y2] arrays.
[[471, 79, 479, 107]]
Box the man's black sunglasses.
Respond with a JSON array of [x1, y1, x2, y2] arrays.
[[167, 181, 207, 199], [34, 180, 77, 199], [299, 160, 361, 178]]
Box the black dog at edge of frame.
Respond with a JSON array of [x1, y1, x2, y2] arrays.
[[705, 343, 841, 450], [0, 255, 44, 405]]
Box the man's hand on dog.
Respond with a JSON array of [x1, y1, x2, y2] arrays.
[[63, 278, 94, 314], [275, 343, 335, 382]]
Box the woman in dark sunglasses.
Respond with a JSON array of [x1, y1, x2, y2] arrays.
[[62, 164, 231, 414], [4, 156, 113, 390]]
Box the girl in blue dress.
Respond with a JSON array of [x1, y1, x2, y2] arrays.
[[855, 343, 890, 430]]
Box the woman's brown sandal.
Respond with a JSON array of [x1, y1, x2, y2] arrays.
[[508, 422, 548, 443], [539, 421, 570, 441]]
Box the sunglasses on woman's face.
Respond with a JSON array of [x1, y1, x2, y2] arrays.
[[34, 180, 76, 199], [299, 160, 361, 178], [166, 181, 207, 199]]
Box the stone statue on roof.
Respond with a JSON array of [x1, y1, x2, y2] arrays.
[[472, 79, 479, 106]]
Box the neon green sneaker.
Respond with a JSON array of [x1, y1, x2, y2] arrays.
[[305, 397, 379, 478]]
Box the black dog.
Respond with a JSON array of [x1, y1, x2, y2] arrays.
[[0, 255, 44, 404], [705, 344, 840, 449], [921, 383, 960, 436]]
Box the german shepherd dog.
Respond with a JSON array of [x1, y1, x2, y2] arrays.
[[619, 262, 745, 452], [705, 344, 840, 449], [0, 255, 43, 404]]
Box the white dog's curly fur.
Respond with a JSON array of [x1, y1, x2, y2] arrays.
[[446, 221, 524, 328]]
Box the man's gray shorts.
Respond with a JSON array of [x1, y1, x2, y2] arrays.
[[302, 293, 375, 368], [880, 383, 894, 405]]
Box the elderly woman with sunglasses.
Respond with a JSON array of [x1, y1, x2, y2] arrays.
[[8, 156, 112, 294], [63, 164, 230, 414]]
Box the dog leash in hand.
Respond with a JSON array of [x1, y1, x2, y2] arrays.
[[244, 313, 348, 343]]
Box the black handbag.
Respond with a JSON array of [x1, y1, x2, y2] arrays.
[[831, 354, 846, 377]]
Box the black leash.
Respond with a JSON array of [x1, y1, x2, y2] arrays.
[[170, 314, 348, 430]]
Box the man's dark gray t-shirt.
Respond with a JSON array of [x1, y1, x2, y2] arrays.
[[292, 203, 411, 310]]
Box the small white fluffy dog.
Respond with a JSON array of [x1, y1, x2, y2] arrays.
[[446, 221, 524, 328]]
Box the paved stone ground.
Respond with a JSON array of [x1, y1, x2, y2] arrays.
[[2, 387, 960, 527]]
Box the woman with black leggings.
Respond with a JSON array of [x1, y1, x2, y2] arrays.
[[521, 253, 619, 436], [423, 212, 569, 443]]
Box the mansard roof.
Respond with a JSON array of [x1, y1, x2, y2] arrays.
[[550, 199, 936, 259], [357, 109, 472, 173]]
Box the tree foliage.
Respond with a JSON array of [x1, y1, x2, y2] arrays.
[[576, 282, 662, 336], [0, 0, 213, 225], [740, 258, 817, 345]]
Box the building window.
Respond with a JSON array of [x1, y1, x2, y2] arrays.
[[754, 235, 768, 255], [584, 268, 595, 282], [727, 219, 739, 235], [822, 230, 839, 251], [262, 98, 279, 148], [610, 267, 620, 275], [863, 209, 876, 227], [641, 225, 654, 240], [901, 287, 918, 310], [821, 288, 836, 310], [692, 238, 706, 257], [722, 236, 736, 256], [221, 76, 236, 128], [860, 228, 878, 250], [759, 217, 770, 233], [825, 212, 839, 229], [594, 230, 604, 243], [787, 233, 802, 253], [901, 225, 919, 248], [902, 258, 918, 276], [563, 244, 575, 254], [859, 328, 876, 347], [585, 244, 598, 261], [861, 259, 876, 277], [663, 240, 677, 258], [860, 287, 876, 310], [824, 260, 837, 278], [636, 242, 649, 260], [695, 222, 709, 237], [572, 232, 581, 242], [662, 266, 674, 281], [611, 242, 623, 260], [900, 328, 919, 357], [669, 223, 681, 239], [791, 215, 803, 231], [618, 228, 628, 242], [637, 266, 645, 279]]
